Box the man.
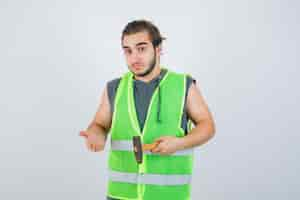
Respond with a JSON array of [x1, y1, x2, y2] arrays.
[[80, 19, 215, 200]]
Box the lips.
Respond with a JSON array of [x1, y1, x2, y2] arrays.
[[133, 64, 143, 69]]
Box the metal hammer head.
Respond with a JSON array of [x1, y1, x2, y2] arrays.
[[133, 136, 143, 164]]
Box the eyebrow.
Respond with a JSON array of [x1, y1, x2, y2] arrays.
[[122, 42, 149, 49]]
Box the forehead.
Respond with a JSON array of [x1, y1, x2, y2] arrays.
[[122, 31, 152, 47]]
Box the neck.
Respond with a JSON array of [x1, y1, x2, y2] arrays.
[[134, 64, 162, 83]]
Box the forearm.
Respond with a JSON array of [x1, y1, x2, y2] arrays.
[[178, 120, 215, 150]]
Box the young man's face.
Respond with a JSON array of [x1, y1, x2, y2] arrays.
[[122, 31, 159, 77]]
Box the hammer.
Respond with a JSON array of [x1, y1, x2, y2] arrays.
[[132, 136, 159, 164]]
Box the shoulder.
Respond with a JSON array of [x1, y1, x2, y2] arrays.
[[106, 77, 121, 100], [106, 70, 133, 94], [107, 77, 121, 89], [166, 70, 196, 91], [183, 73, 197, 99], [168, 70, 196, 82], [186, 74, 196, 86]]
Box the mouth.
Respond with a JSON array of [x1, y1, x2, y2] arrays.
[[133, 64, 143, 70]]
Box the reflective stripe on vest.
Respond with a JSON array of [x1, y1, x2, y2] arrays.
[[111, 140, 194, 155], [109, 170, 192, 185]]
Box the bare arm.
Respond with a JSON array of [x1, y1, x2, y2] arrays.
[[80, 86, 113, 152], [87, 86, 112, 136], [179, 82, 216, 149]]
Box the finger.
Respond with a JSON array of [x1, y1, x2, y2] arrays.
[[80, 131, 88, 138], [92, 144, 97, 152], [95, 145, 104, 152], [151, 141, 160, 150], [94, 145, 99, 152], [155, 136, 169, 143], [88, 143, 94, 152], [154, 137, 163, 143], [87, 143, 91, 151], [154, 140, 161, 146], [150, 141, 161, 151], [85, 140, 91, 150], [159, 147, 170, 155], [151, 144, 163, 153]]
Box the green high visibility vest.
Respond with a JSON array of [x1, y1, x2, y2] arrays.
[[107, 68, 194, 200]]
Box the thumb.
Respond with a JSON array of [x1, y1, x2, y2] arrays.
[[155, 136, 168, 143], [79, 131, 88, 138]]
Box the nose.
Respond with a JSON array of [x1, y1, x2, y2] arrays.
[[128, 50, 140, 63]]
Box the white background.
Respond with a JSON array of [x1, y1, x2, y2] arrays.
[[0, 0, 299, 199]]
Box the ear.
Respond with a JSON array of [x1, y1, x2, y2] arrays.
[[156, 44, 163, 55]]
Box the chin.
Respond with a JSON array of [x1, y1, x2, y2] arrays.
[[131, 67, 145, 74]]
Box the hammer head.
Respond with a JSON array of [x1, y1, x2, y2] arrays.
[[132, 136, 143, 164]]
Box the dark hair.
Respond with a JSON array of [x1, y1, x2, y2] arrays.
[[121, 19, 166, 47]]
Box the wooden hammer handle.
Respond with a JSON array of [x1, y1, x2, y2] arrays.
[[142, 142, 159, 151]]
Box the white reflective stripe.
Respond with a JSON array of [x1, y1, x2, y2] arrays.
[[111, 140, 132, 151], [144, 149, 193, 155], [109, 170, 192, 185], [111, 140, 194, 155]]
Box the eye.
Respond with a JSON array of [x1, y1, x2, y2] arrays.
[[137, 46, 146, 52], [124, 49, 132, 55]]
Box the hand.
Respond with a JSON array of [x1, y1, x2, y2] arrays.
[[79, 130, 106, 152], [151, 136, 183, 155]]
